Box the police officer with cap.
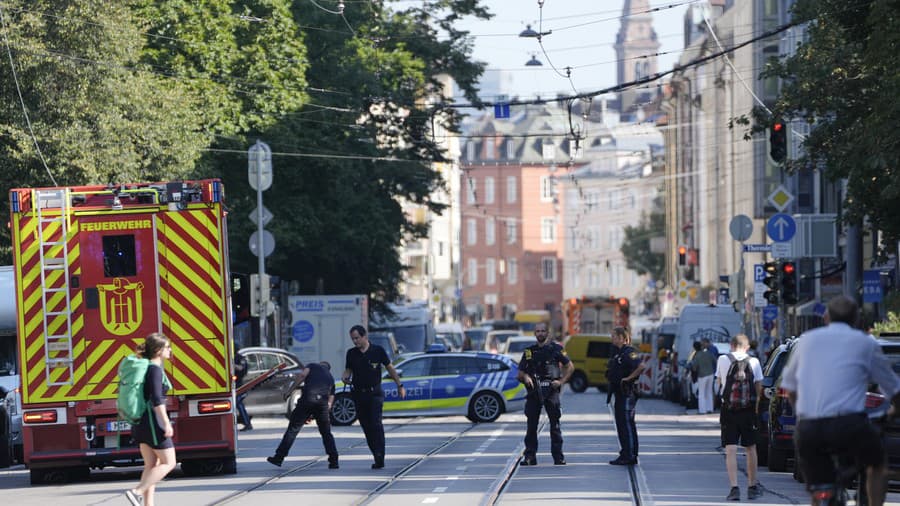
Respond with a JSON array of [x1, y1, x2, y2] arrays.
[[267, 361, 339, 469], [517, 322, 574, 466], [607, 326, 645, 465]]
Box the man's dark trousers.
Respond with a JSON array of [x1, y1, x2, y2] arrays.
[[523, 389, 563, 460], [614, 392, 638, 459], [274, 398, 337, 462], [353, 391, 385, 459]]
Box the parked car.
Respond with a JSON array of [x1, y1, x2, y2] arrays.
[[501, 335, 534, 363], [484, 330, 524, 353], [564, 334, 613, 393], [237, 347, 306, 418], [435, 323, 465, 352], [464, 327, 489, 351], [368, 331, 401, 362], [330, 350, 526, 426], [755, 338, 797, 467]]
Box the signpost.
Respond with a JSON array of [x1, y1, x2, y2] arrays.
[[863, 270, 884, 303], [248, 140, 273, 345], [753, 263, 767, 308], [767, 213, 796, 259]]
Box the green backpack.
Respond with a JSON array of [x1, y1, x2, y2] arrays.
[[117, 355, 171, 424]]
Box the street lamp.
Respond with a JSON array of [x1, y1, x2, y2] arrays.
[[525, 53, 543, 66], [519, 24, 552, 40]]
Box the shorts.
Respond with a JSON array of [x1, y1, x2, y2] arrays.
[[720, 409, 757, 447], [795, 413, 884, 487]]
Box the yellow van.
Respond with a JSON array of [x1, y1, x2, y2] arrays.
[[564, 334, 613, 393], [514, 310, 551, 336]]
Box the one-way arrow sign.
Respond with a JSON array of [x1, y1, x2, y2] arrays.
[[766, 213, 796, 242]]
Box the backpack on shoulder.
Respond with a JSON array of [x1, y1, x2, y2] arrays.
[[116, 355, 171, 446], [721, 353, 756, 411]]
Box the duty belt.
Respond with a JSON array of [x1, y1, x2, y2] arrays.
[[538, 380, 552, 387]]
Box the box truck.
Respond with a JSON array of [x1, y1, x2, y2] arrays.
[[285, 295, 367, 371]]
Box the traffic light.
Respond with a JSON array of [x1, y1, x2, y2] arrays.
[[781, 262, 797, 305], [618, 297, 630, 316], [678, 245, 687, 266], [769, 120, 787, 163], [762, 261, 780, 304]]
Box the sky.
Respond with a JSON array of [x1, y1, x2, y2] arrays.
[[452, 0, 696, 102]]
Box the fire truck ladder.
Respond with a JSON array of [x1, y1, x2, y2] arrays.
[[36, 189, 75, 386]]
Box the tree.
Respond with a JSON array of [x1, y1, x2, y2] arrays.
[[620, 193, 666, 282], [751, 0, 900, 254]]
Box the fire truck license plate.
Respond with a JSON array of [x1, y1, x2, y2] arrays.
[[107, 421, 131, 432]]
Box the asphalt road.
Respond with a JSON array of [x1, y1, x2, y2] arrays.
[[1, 389, 897, 505]]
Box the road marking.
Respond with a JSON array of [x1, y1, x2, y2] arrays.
[[446, 476, 459, 480], [456, 465, 468, 471], [422, 498, 440, 504], [432, 487, 448, 493], [464, 458, 475, 462]]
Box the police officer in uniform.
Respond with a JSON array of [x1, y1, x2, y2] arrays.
[[267, 361, 339, 469], [517, 322, 574, 466], [607, 326, 645, 465], [343, 325, 406, 469]]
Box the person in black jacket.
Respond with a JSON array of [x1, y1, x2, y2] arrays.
[[606, 326, 645, 466], [125, 333, 176, 506], [267, 361, 339, 469], [234, 348, 252, 431], [342, 325, 406, 469]]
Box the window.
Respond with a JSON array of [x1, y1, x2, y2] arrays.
[[397, 357, 432, 377], [506, 176, 517, 203], [484, 138, 495, 159], [541, 257, 557, 283], [466, 142, 475, 161], [467, 258, 478, 286], [541, 217, 556, 243], [540, 176, 554, 201], [437, 241, 444, 256], [608, 189, 621, 210], [588, 266, 599, 288], [506, 140, 516, 160], [432, 356, 469, 376], [470, 358, 510, 373], [608, 226, 623, 249], [608, 263, 623, 287], [467, 218, 477, 245], [568, 227, 578, 252], [466, 177, 477, 204], [484, 177, 495, 204], [506, 219, 517, 244], [486, 258, 496, 285], [507, 258, 517, 284], [103, 235, 137, 277], [485, 217, 495, 245], [587, 341, 611, 359]]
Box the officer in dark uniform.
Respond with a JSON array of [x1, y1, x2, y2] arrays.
[[517, 322, 574, 466], [343, 325, 405, 469], [267, 361, 339, 469], [606, 326, 645, 465], [234, 348, 252, 431]]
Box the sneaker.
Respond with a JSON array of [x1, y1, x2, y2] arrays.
[[239, 425, 253, 432], [520, 456, 537, 466], [726, 486, 740, 501], [747, 484, 762, 500], [371, 456, 385, 469], [266, 456, 283, 467], [609, 457, 637, 466], [125, 490, 142, 506], [328, 457, 339, 469], [553, 457, 566, 465]]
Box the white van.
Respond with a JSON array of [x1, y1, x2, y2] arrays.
[[672, 304, 743, 403]]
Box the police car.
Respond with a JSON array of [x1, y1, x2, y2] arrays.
[[331, 346, 526, 425]]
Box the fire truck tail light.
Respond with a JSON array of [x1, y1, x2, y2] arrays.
[[23, 410, 59, 424], [198, 401, 232, 414], [190, 398, 233, 416]]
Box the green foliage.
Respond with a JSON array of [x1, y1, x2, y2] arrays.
[[620, 190, 665, 282], [873, 312, 900, 336], [753, 0, 900, 254]]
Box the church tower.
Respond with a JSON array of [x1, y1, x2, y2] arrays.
[[613, 0, 662, 115]]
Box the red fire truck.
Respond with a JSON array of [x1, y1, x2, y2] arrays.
[[562, 296, 630, 336], [9, 180, 237, 484]]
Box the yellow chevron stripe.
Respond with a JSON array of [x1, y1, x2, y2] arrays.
[[158, 230, 221, 296], [172, 339, 219, 390]]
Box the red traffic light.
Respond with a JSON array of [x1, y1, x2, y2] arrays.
[[618, 298, 629, 307], [773, 122, 784, 132], [678, 246, 686, 255], [782, 262, 795, 275]]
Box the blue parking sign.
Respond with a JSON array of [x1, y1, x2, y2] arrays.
[[863, 270, 883, 303]]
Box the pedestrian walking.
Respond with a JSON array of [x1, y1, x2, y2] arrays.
[[690, 340, 717, 414], [125, 333, 176, 506], [267, 361, 339, 469], [607, 326, 645, 465], [715, 334, 764, 501], [234, 348, 252, 431], [342, 325, 406, 469], [781, 296, 899, 506], [517, 322, 574, 466]]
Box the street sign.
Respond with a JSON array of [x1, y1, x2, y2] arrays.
[[766, 213, 797, 242], [493, 103, 510, 119], [863, 270, 884, 303], [772, 241, 794, 259], [767, 185, 794, 212], [762, 305, 778, 323], [248, 141, 273, 191], [729, 214, 753, 242], [249, 206, 273, 227], [753, 263, 767, 307], [742, 243, 771, 253], [249, 230, 275, 257]]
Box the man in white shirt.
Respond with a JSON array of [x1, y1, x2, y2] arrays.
[[781, 296, 899, 506], [715, 334, 764, 501]]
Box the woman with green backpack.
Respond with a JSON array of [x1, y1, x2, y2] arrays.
[[125, 333, 175, 506]]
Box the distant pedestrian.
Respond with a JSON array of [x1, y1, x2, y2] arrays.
[[267, 361, 339, 469], [517, 322, 573, 466], [234, 348, 252, 431], [342, 325, 406, 469], [690, 341, 717, 414], [125, 333, 176, 506], [607, 327, 645, 465], [715, 334, 763, 501]]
